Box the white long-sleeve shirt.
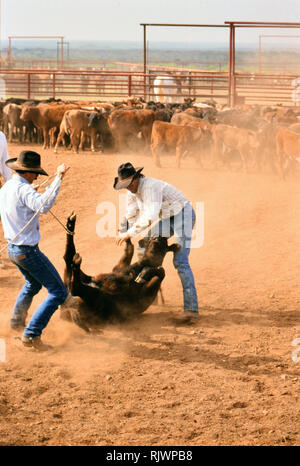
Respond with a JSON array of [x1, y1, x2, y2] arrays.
[[0, 174, 62, 246], [124, 176, 188, 237], [0, 131, 12, 181]]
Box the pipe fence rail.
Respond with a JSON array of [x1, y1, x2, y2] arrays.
[[0, 69, 298, 107]]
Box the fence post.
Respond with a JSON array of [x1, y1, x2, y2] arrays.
[[232, 75, 237, 106], [128, 74, 132, 96], [27, 74, 31, 100], [52, 73, 56, 99]]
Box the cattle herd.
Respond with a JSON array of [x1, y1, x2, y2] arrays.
[[1, 95, 300, 178]]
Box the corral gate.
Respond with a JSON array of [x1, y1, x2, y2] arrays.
[[141, 21, 300, 107]]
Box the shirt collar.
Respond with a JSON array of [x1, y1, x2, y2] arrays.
[[13, 173, 31, 185], [136, 176, 145, 195]]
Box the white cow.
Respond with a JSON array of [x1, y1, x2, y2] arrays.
[[292, 77, 300, 105], [153, 75, 183, 104]]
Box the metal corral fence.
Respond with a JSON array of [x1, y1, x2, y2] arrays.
[[235, 73, 298, 105], [0, 69, 229, 103], [0, 68, 298, 106]]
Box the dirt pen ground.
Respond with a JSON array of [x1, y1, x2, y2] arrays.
[[1, 142, 300, 447]]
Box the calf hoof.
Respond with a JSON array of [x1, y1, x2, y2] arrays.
[[156, 266, 165, 279], [66, 211, 76, 233], [72, 253, 82, 269]]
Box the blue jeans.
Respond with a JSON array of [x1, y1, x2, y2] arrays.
[[139, 202, 198, 313], [8, 244, 68, 338]]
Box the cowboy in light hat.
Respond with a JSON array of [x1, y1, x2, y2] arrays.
[[114, 162, 199, 323], [0, 150, 69, 350]]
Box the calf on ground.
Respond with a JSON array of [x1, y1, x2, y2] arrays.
[[60, 213, 179, 332]]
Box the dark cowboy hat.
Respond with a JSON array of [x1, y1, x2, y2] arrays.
[[113, 162, 143, 190], [5, 150, 48, 176]]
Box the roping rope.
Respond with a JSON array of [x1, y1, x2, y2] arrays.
[[0, 174, 73, 258]]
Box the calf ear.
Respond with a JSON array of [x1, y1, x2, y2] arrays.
[[167, 243, 181, 253]]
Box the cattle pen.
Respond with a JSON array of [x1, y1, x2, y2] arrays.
[[3, 17, 300, 449], [0, 20, 300, 107]]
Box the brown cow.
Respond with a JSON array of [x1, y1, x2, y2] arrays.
[[212, 124, 258, 172], [150, 120, 211, 168], [263, 107, 298, 125], [54, 109, 113, 153], [60, 212, 179, 332], [108, 109, 156, 152], [171, 111, 213, 132], [20, 103, 78, 149], [275, 127, 300, 178], [255, 121, 280, 174], [3, 103, 27, 142]]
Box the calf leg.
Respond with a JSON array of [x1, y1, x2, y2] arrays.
[[136, 266, 165, 288], [90, 129, 96, 152], [137, 269, 166, 313], [239, 145, 249, 173], [70, 130, 80, 153], [8, 123, 13, 143], [151, 143, 162, 168], [70, 253, 103, 308], [63, 212, 92, 290], [43, 127, 50, 149], [143, 273, 165, 296], [79, 131, 85, 151], [63, 212, 77, 289], [54, 129, 64, 153], [112, 238, 134, 273]]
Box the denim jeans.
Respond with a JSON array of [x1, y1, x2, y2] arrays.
[[8, 244, 68, 338], [139, 202, 198, 312]]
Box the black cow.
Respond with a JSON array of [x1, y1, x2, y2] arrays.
[[60, 213, 180, 332], [87, 110, 114, 151]]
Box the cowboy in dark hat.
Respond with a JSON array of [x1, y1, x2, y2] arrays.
[[0, 150, 69, 350], [5, 150, 49, 176], [113, 162, 144, 190], [114, 162, 199, 323]]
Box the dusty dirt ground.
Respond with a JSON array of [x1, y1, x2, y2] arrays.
[[1, 142, 300, 447]]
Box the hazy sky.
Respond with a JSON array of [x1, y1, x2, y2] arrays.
[[2, 0, 300, 45]]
